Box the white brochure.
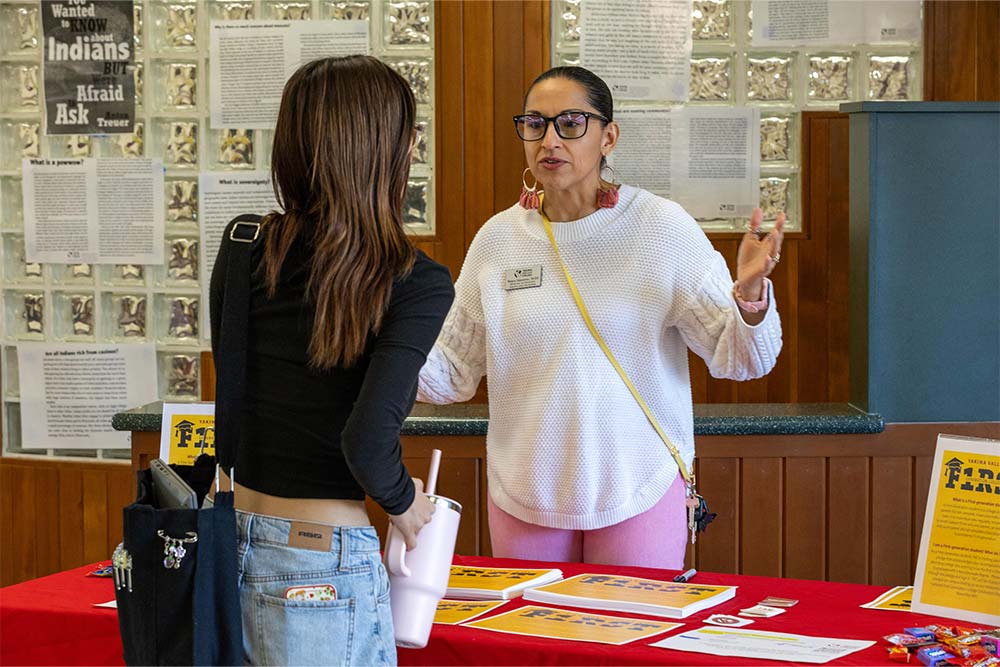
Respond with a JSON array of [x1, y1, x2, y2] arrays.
[[651, 627, 875, 664]]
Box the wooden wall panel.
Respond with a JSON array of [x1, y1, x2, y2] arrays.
[[82, 471, 109, 564], [827, 458, 870, 584], [924, 1, 1000, 102], [871, 458, 913, 586], [431, 0, 467, 276], [0, 466, 13, 585], [0, 459, 133, 587], [783, 457, 826, 581], [58, 469, 85, 571], [462, 0, 495, 254], [9, 465, 35, 584], [695, 458, 740, 574], [976, 0, 1000, 100], [740, 458, 783, 577], [493, 0, 527, 214], [33, 467, 61, 579]]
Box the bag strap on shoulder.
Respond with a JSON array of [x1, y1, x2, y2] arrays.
[[214, 213, 264, 475]]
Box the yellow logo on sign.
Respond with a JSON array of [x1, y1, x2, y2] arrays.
[[167, 414, 215, 465]]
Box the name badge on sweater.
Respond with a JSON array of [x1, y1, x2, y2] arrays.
[[503, 266, 543, 291]]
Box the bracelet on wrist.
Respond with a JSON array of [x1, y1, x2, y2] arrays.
[[733, 278, 770, 314]]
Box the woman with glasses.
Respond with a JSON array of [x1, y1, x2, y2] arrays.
[[210, 56, 454, 665], [418, 66, 784, 568]]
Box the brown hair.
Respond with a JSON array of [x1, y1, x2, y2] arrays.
[[263, 55, 417, 369]]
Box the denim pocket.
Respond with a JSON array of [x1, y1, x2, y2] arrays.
[[374, 562, 391, 604], [254, 592, 356, 666]]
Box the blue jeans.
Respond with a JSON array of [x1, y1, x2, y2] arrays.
[[236, 511, 396, 666]]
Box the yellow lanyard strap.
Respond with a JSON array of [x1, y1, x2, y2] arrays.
[[540, 209, 694, 488]]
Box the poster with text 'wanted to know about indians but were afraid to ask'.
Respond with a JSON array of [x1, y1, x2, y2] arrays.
[[42, 0, 135, 135]]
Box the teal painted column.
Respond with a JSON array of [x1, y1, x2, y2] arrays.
[[843, 102, 1000, 423]]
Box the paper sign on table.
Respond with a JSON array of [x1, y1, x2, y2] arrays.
[[739, 604, 786, 618], [463, 605, 680, 646], [446, 566, 562, 600], [651, 627, 875, 664], [159, 402, 216, 465], [705, 614, 754, 627], [434, 599, 508, 625], [523, 573, 736, 618], [860, 585, 913, 612], [912, 435, 1000, 626]]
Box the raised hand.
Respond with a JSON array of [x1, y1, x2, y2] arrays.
[[736, 208, 785, 299]]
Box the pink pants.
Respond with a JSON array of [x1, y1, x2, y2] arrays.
[[487, 475, 688, 569]]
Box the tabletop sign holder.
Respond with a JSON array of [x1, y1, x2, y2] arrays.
[[911, 434, 1000, 626]]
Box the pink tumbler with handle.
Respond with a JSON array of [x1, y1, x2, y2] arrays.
[[385, 450, 462, 648]]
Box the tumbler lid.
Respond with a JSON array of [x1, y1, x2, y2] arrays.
[[427, 494, 462, 514]]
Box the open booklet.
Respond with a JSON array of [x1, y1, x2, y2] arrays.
[[446, 566, 564, 600], [523, 573, 737, 619]]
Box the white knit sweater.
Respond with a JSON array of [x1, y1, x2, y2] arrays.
[[417, 186, 782, 530]]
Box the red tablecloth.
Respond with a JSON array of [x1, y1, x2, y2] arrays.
[[0, 556, 977, 666]]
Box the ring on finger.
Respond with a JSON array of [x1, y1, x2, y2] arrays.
[[769, 252, 781, 264]]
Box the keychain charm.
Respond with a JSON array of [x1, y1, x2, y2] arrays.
[[157, 530, 197, 569], [112, 543, 133, 592], [685, 493, 699, 545]]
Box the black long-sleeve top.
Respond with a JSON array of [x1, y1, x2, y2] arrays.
[[210, 218, 454, 515]]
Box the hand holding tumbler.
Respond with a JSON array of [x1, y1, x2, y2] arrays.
[[385, 449, 462, 648]]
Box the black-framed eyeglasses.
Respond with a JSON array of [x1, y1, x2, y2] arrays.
[[513, 111, 610, 141]]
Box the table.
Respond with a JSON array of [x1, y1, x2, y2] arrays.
[[0, 556, 975, 666]]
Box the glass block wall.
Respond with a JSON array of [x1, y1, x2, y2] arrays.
[[0, 0, 435, 457], [551, 0, 922, 231]]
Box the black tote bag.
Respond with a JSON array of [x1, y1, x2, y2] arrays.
[[114, 214, 262, 666]]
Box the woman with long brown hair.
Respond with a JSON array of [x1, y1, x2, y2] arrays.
[[210, 55, 454, 665]]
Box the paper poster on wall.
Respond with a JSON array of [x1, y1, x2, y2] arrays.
[[159, 402, 216, 465], [580, 0, 691, 101], [17, 343, 158, 449], [611, 106, 760, 219], [41, 0, 135, 134], [198, 171, 280, 333], [911, 434, 1000, 626], [22, 157, 164, 264], [751, 0, 921, 46], [209, 20, 370, 129]]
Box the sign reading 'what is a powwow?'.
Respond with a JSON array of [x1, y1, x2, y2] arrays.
[[42, 0, 135, 134]]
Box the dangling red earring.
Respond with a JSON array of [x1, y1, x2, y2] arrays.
[[519, 168, 541, 210], [597, 163, 619, 209]]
